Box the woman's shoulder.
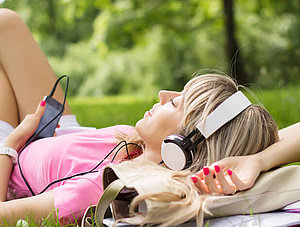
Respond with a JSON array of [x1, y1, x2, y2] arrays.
[[56, 124, 135, 137], [99, 125, 135, 135]]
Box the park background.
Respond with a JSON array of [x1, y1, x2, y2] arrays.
[[1, 0, 300, 129]]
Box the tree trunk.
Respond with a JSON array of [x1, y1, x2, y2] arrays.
[[223, 0, 248, 84]]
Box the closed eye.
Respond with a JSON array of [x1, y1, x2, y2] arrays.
[[170, 99, 176, 107]]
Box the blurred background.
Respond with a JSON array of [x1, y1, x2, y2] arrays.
[[1, 0, 300, 128]]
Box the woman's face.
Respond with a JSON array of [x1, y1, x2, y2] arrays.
[[136, 90, 184, 155]]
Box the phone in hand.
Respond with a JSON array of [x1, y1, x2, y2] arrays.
[[28, 96, 64, 142], [26, 75, 69, 143]]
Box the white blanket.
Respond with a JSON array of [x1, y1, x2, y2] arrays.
[[104, 205, 300, 227]]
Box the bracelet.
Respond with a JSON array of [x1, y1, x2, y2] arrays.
[[0, 146, 18, 164]]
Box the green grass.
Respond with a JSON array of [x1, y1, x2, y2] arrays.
[[248, 86, 300, 129], [69, 95, 157, 129], [69, 86, 300, 130]]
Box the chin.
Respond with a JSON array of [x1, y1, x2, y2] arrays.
[[135, 119, 143, 136], [135, 119, 142, 129], [135, 119, 151, 143]]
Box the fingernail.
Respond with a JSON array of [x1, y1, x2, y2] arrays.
[[40, 100, 46, 107], [56, 124, 60, 128], [203, 167, 209, 176], [191, 175, 198, 183], [214, 165, 220, 173], [227, 169, 232, 176]]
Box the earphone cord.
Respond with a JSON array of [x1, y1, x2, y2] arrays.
[[17, 75, 69, 196], [38, 140, 139, 194]]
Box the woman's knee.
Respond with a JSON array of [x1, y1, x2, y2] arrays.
[[0, 9, 24, 32]]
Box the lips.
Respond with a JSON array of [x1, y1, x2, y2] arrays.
[[144, 109, 153, 118], [145, 104, 157, 118]]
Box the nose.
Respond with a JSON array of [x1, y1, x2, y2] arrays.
[[159, 90, 181, 105]]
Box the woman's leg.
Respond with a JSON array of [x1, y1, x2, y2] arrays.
[[0, 9, 72, 122], [0, 64, 19, 128]]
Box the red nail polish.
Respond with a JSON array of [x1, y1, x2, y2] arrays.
[[191, 175, 198, 183], [227, 169, 232, 176], [214, 165, 220, 173], [203, 167, 209, 176], [40, 100, 46, 107]]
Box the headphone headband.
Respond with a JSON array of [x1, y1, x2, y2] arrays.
[[161, 91, 251, 170], [196, 91, 251, 138]]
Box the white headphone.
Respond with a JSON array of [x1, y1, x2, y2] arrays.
[[161, 91, 251, 171]]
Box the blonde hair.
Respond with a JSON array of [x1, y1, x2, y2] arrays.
[[182, 74, 278, 171], [114, 74, 279, 226], [113, 159, 206, 227]]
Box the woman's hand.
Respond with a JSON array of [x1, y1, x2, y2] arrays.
[[192, 155, 263, 195], [4, 100, 46, 151], [215, 155, 263, 192]]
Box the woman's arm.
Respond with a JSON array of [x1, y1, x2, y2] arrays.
[[0, 101, 57, 225], [194, 122, 300, 194], [0, 190, 55, 225], [258, 122, 300, 171], [0, 156, 13, 202], [0, 101, 46, 201]]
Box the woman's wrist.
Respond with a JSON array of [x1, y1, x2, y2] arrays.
[[4, 135, 22, 152], [252, 152, 267, 172], [0, 147, 18, 164], [254, 148, 279, 172]]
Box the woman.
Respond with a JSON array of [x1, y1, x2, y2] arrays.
[[0, 8, 296, 226]]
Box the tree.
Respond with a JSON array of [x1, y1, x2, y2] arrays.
[[223, 0, 248, 84]]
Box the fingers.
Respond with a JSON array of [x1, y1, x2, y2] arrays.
[[193, 167, 222, 195], [196, 169, 204, 180], [192, 166, 240, 195], [214, 166, 236, 194], [227, 169, 248, 191], [34, 98, 46, 118], [203, 167, 220, 194], [191, 175, 209, 194]]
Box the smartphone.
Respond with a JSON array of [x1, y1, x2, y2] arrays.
[[29, 96, 64, 142]]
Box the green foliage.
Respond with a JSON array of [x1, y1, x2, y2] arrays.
[[48, 42, 99, 96], [1, 0, 299, 96], [5, 0, 98, 43], [75, 0, 228, 96], [237, 0, 300, 87], [77, 26, 205, 96]]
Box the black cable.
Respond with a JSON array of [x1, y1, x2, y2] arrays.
[[49, 75, 69, 98], [39, 140, 134, 194], [110, 142, 140, 162], [158, 160, 164, 165], [17, 75, 69, 196]]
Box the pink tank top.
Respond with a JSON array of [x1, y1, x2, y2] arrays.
[[7, 125, 135, 222]]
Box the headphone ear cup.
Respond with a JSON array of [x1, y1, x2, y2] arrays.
[[161, 134, 193, 171]]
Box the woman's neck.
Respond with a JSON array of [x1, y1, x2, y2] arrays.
[[140, 148, 162, 164]]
